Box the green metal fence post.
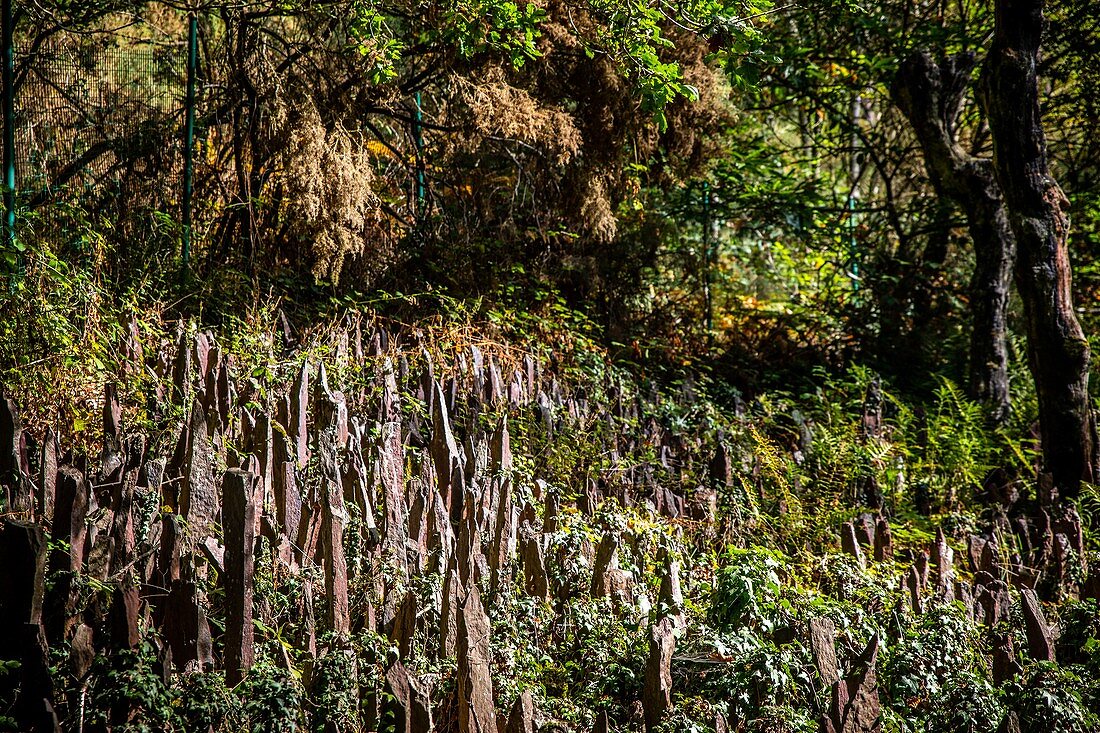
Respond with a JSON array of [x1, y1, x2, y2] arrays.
[[703, 181, 713, 339], [414, 91, 425, 220], [181, 14, 197, 273], [2, 0, 16, 270]]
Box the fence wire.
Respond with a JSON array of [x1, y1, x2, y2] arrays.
[[13, 32, 187, 240]]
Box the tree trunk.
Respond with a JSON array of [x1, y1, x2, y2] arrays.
[[979, 0, 1097, 497], [893, 52, 1015, 423]]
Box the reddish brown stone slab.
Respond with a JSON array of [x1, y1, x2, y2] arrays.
[[506, 689, 536, 733], [222, 469, 258, 685], [321, 479, 350, 636], [1020, 588, 1056, 662], [873, 518, 892, 561], [457, 585, 496, 733], [290, 362, 311, 467], [643, 616, 676, 731], [809, 617, 840, 688], [180, 401, 218, 544]]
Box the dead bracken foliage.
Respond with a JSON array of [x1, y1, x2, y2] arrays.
[[580, 173, 617, 243], [456, 66, 582, 165], [268, 96, 390, 283]]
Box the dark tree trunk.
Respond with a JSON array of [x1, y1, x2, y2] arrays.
[[979, 0, 1097, 498], [893, 52, 1015, 423]]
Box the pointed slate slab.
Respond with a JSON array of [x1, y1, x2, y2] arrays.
[[1020, 588, 1055, 662], [457, 585, 496, 733], [430, 381, 463, 518], [809, 617, 840, 688], [222, 469, 258, 685], [180, 401, 217, 544], [506, 689, 536, 733], [272, 419, 302, 544], [322, 478, 350, 636], [643, 616, 676, 731], [290, 362, 311, 468]]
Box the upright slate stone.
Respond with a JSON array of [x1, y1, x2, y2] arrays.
[[439, 568, 461, 659], [643, 616, 676, 731], [290, 362, 311, 467], [321, 478, 350, 636], [272, 419, 302, 546], [163, 563, 214, 673], [506, 689, 536, 733], [180, 401, 217, 544], [841, 522, 866, 569], [37, 428, 58, 522], [839, 635, 880, 733], [489, 477, 515, 593], [222, 469, 258, 685], [430, 381, 463, 519], [520, 526, 550, 602], [171, 330, 191, 406], [0, 397, 32, 514], [873, 518, 892, 561], [0, 521, 58, 732], [45, 466, 89, 645], [457, 585, 496, 733], [809, 617, 840, 688], [1019, 588, 1055, 662]]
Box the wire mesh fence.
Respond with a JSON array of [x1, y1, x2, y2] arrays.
[[11, 30, 189, 246]]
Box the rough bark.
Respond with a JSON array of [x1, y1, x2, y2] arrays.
[[979, 0, 1097, 497], [893, 51, 1015, 423]]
